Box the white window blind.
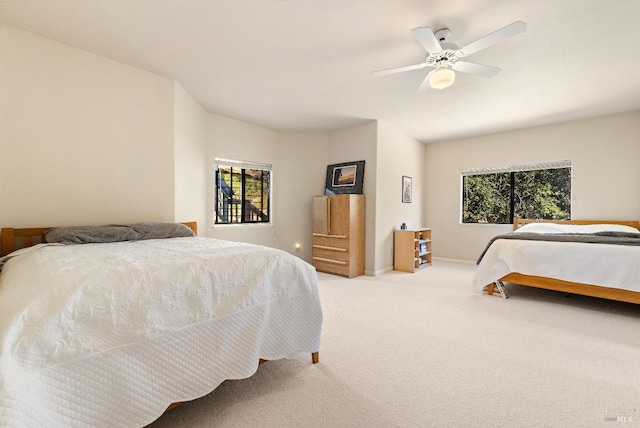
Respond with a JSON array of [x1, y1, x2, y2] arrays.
[[215, 157, 272, 171], [461, 159, 571, 176]]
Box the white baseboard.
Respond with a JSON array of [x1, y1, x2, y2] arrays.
[[364, 266, 394, 276]]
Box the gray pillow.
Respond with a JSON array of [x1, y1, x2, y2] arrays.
[[129, 222, 195, 240], [45, 222, 195, 244]]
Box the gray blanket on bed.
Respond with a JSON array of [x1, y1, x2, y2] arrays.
[[476, 231, 640, 264], [44, 222, 195, 245]]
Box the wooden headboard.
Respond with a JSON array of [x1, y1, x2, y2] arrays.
[[1, 222, 198, 257], [513, 218, 640, 231]]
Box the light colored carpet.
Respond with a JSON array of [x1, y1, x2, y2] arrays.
[[148, 260, 640, 427]]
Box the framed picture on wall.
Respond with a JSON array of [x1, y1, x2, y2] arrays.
[[325, 160, 365, 195], [402, 176, 412, 203]]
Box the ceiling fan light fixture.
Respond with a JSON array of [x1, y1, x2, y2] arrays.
[[429, 67, 455, 89]]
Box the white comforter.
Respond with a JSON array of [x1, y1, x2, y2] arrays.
[[0, 237, 322, 427], [473, 234, 640, 292]]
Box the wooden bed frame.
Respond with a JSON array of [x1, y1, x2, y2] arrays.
[[1, 222, 320, 413], [485, 219, 640, 304]]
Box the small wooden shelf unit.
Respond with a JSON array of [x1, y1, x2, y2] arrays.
[[394, 228, 432, 272]]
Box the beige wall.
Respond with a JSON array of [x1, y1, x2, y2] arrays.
[[425, 110, 640, 262], [206, 113, 280, 246], [376, 121, 426, 274], [0, 24, 175, 228], [206, 115, 332, 256], [174, 82, 208, 232], [328, 122, 378, 274], [275, 131, 330, 261]]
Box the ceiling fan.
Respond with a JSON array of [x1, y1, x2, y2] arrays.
[[372, 21, 527, 94]]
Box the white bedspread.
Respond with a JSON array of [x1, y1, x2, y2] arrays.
[[0, 237, 322, 427], [473, 239, 640, 292]]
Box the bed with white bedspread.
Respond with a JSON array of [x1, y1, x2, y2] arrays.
[[0, 223, 322, 427], [473, 219, 640, 303]]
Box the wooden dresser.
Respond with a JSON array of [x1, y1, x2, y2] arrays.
[[311, 194, 365, 278]]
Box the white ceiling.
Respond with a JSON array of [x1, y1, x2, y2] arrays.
[[2, 0, 640, 143]]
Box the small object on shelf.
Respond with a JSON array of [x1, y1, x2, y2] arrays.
[[401, 223, 407, 230]]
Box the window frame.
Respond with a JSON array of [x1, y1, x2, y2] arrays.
[[461, 160, 572, 225], [214, 158, 272, 226]]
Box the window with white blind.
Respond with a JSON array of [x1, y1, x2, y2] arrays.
[[214, 158, 272, 225], [461, 160, 572, 224]]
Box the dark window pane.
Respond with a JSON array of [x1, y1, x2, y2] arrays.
[[514, 168, 571, 220], [462, 166, 571, 225], [463, 173, 511, 224], [243, 169, 270, 222], [215, 164, 271, 225]]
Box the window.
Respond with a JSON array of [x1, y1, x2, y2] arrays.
[[462, 160, 571, 224], [214, 158, 271, 224]]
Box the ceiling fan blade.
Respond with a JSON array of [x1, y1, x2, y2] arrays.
[[415, 70, 436, 95], [458, 21, 526, 56], [411, 27, 442, 54], [372, 63, 427, 76], [452, 61, 501, 78]]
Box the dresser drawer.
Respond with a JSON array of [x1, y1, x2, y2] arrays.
[[312, 257, 350, 277], [312, 234, 349, 250], [312, 246, 349, 262]]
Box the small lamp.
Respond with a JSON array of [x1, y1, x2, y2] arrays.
[[429, 67, 456, 89]]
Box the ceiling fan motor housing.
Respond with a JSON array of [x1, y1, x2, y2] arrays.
[[434, 28, 451, 42], [426, 50, 459, 67], [427, 28, 463, 67]]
